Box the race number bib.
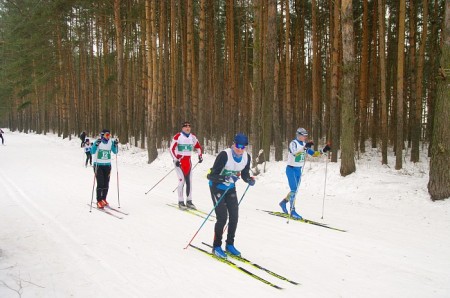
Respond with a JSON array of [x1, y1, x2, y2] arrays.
[[295, 152, 305, 163], [178, 144, 193, 152], [97, 149, 111, 160], [221, 169, 240, 177]]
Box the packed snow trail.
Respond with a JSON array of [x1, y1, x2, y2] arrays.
[[1, 131, 449, 297]]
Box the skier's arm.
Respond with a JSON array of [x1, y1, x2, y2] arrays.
[[240, 154, 252, 182], [289, 141, 303, 156], [193, 134, 202, 155], [207, 151, 228, 183], [112, 140, 119, 154], [90, 140, 99, 154], [170, 134, 180, 160]]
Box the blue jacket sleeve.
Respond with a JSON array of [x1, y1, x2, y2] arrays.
[[90, 143, 98, 154], [112, 144, 118, 154]]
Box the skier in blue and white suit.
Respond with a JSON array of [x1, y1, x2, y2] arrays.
[[279, 127, 330, 220], [206, 133, 255, 259], [91, 129, 119, 209]]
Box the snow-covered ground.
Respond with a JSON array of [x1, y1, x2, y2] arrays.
[[0, 130, 449, 298]]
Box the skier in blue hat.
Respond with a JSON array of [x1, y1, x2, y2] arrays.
[[206, 133, 256, 259]]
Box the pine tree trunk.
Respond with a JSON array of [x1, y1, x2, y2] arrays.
[[330, 0, 340, 163], [359, 0, 369, 153], [261, 0, 276, 164], [285, 0, 292, 136], [378, 0, 388, 165], [114, 0, 127, 142], [370, 1, 379, 149], [311, 0, 320, 148], [412, 0, 428, 162], [395, 0, 406, 170], [146, 0, 158, 163], [273, 60, 283, 161], [408, 0, 417, 160], [251, 0, 262, 169], [170, 0, 177, 133], [186, 0, 194, 122], [340, 0, 356, 176], [428, 0, 450, 200], [198, 0, 207, 143], [226, 0, 236, 134]]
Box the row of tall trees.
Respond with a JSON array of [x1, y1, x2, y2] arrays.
[[0, 0, 448, 199]]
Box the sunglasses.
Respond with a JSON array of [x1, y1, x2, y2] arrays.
[[235, 144, 246, 149], [183, 124, 191, 128]]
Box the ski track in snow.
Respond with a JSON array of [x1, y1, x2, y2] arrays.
[[0, 170, 145, 297]]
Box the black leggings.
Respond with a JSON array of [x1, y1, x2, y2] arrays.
[[94, 165, 111, 202], [85, 152, 92, 166], [210, 187, 239, 247]]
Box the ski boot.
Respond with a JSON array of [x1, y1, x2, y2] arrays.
[[290, 208, 303, 220], [178, 201, 187, 210], [97, 201, 104, 209], [212, 246, 227, 259], [186, 200, 197, 210], [279, 199, 289, 214], [225, 244, 241, 257]]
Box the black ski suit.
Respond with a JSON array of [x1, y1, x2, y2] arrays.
[[207, 149, 252, 248]]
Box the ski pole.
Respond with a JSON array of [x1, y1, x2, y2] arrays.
[[89, 164, 98, 212], [116, 153, 121, 207], [321, 153, 329, 219], [145, 167, 176, 195], [223, 183, 251, 233], [172, 161, 200, 193], [184, 187, 231, 250]]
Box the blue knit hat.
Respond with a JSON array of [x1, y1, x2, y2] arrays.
[[234, 133, 248, 146]]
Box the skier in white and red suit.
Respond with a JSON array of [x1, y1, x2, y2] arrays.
[[170, 121, 203, 210]]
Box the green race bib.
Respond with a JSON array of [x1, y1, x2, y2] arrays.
[[177, 144, 193, 152], [97, 149, 111, 160], [295, 152, 305, 163], [220, 169, 240, 177]]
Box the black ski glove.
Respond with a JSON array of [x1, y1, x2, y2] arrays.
[[305, 141, 314, 149], [322, 144, 331, 153]]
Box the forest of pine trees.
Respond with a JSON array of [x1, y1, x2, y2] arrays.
[[0, 1, 448, 199]]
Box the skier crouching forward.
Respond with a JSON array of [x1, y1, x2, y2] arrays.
[[280, 127, 330, 219], [206, 133, 255, 259], [91, 129, 118, 209]]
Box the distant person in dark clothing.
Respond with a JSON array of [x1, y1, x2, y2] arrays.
[[83, 139, 92, 167], [0, 129, 4, 145], [79, 131, 86, 147]]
